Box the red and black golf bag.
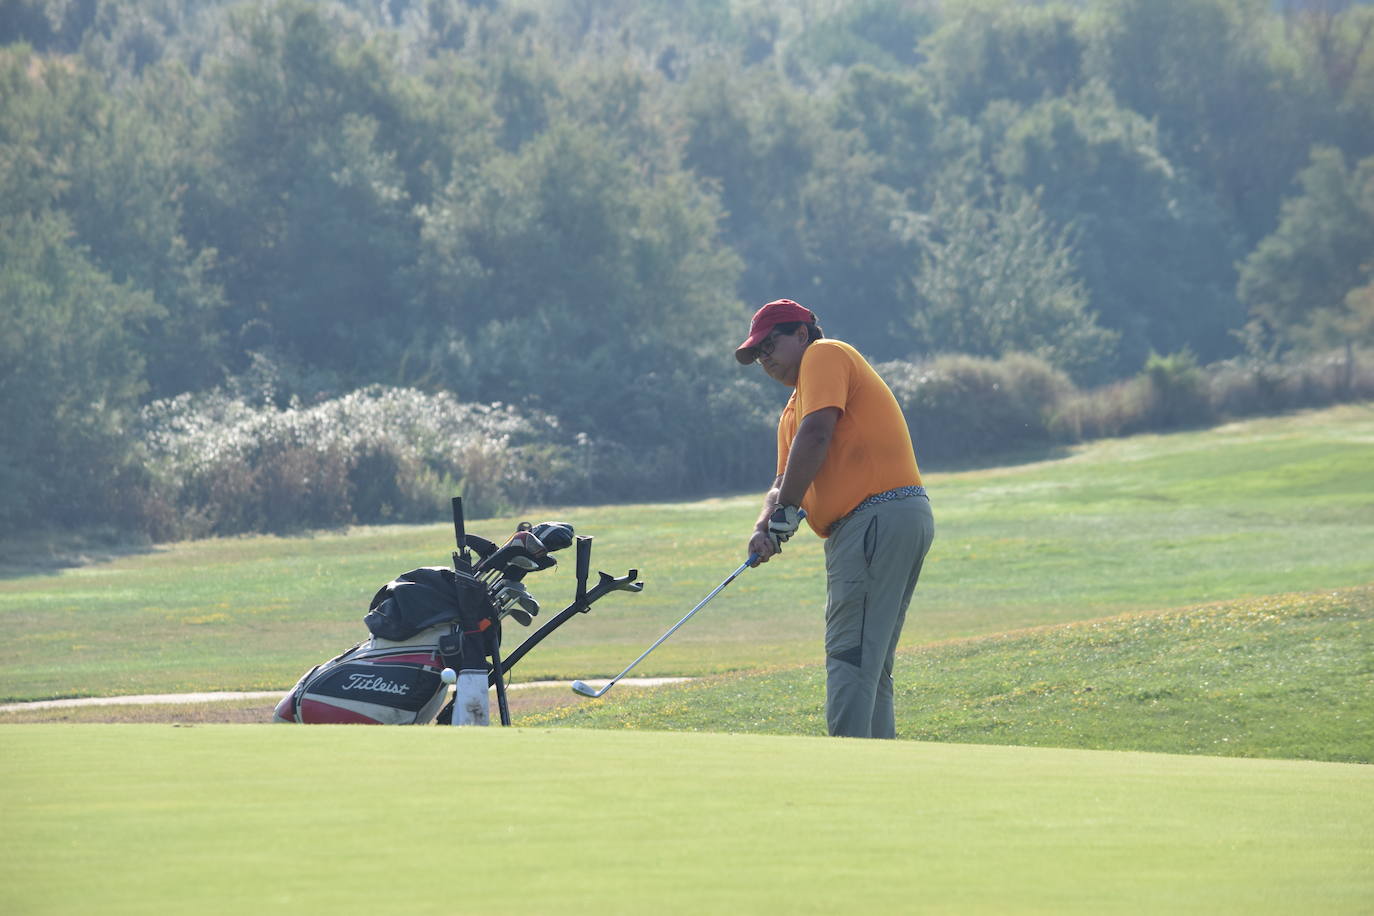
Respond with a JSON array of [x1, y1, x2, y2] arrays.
[[273, 566, 493, 724], [274, 499, 643, 726]]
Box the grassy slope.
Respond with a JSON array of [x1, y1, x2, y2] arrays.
[[3, 726, 1371, 915], [527, 585, 1374, 764], [1, 404, 1370, 702]]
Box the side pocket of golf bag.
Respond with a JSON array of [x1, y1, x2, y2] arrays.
[[273, 632, 450, 725]]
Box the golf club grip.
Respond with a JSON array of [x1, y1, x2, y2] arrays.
[[575, 536, 591, 596], [451, 497, 465, 549]]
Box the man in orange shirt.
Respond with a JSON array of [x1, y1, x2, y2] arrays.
[[736, 299, 934, 738]]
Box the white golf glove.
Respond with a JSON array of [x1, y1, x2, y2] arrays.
[[766, 504, 803, 551]]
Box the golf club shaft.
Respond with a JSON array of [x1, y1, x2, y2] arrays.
[[587, 556, 755, 695]]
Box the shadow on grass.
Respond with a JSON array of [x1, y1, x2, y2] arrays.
[[0, 528, 160, 579]]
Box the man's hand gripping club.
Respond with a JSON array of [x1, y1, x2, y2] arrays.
[[749, 503, 804, 565], [765, 503, 802, 555], [749, 406, 838, 565]]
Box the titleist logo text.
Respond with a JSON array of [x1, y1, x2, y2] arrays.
[[343, 673, 410, 695]]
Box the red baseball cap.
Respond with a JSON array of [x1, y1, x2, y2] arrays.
[[734, 299, 816, 364]]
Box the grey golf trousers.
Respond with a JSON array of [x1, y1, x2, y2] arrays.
[[823, 492, 934, 738]]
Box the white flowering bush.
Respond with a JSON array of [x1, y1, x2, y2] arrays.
[[135, 386, 555, 535]]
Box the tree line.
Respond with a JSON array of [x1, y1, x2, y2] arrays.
[[2, 0, 1372, 537]]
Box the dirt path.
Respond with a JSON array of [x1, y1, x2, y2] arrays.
[[0, 678, 691, 714]]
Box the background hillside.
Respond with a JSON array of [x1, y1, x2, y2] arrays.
[[2, 0, 1372, 540]]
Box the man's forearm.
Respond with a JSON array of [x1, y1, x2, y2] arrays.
[[777, 442, 824, 508], [776, 408, 838, 508], [755, 476, 783, 531]]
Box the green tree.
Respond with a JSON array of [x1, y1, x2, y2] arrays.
[[0, 0, 95, 53], [1085, 0, 1313, 243], [678, 64, 824, 304], [0, 46, 225, 396], [0, 211, 155, 528], [415, 118, 754, 494], [186, 0, 453, 380], [921, 0, 1088, 118], [416, 118, 741, 421], [678, 64, 922, 356], [1238, 146, 1374, 350], [991, 84, 1246, 370], [1282, 1, 1374, 170], [789, 148, 921, 359], [785, 0, 935, 76], [1283, 0, 1374, 103], [829, 64, 941, 200], [906, 166, 1118, 381]]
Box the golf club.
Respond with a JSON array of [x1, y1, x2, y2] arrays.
[[572, 511, 804, 699], [571, 561, 753, 698], [493, 580, 539, 626]]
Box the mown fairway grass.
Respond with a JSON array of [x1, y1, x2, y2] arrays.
[[3, 726, 1372, 915], [2, 404, 1371, 702]]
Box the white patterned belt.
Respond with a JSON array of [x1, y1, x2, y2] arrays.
[[829, 485, 927, 534]]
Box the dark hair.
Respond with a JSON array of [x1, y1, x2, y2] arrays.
[[772, 320, 824, 342]]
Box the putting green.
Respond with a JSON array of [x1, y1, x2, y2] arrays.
[[3, 725, 1370, 914]]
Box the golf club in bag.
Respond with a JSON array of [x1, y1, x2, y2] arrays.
[[274, 497, 643, 726]]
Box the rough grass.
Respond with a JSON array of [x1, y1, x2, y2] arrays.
[[14, 585, 1369, 769], [2, 404, 1371, 703], [526, 585, 1374, 764]]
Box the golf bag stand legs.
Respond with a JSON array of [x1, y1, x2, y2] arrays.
[[446, 497, 500, 726]]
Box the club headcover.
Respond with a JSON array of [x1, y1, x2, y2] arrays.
[[529, 522, 575, 553]]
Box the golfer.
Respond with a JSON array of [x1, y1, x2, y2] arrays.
[[737, 299, 934, 739]]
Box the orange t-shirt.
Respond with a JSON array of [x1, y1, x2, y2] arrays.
[[776, 339, 922, 537]]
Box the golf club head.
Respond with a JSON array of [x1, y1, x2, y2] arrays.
[[494, 580, 539, 626], [492, 579, 529, 600], [502, 606, 534, 627], [476, 533, 556, 579], [509, 529, 548, 557], [570, 679, 604, 698]]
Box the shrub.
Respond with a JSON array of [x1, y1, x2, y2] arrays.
[[105, 348, 1373, 541], [134, 386, 558, 536], [1210, 346, 1374, 415], [878, 353, 1074, 463], [1140, 350, 1213, 429], [1047, 377, 1152, 441]]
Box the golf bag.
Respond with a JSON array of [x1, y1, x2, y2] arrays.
[[275, 498, 643, 726], [272, 633, 449, 725], [273, 566, 496, 725]]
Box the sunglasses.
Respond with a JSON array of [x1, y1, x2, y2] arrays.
[[757, 329, 789, 359]]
